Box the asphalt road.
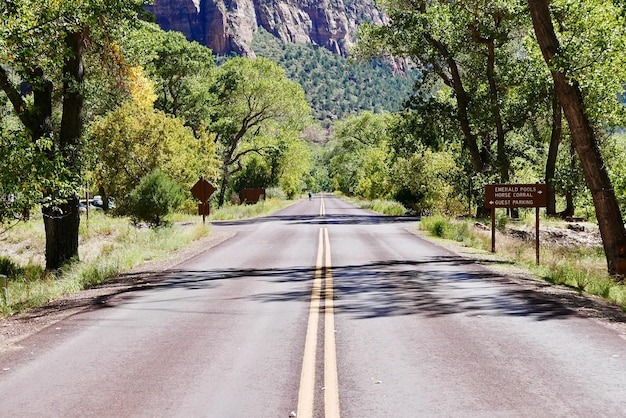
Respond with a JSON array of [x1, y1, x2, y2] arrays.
[[1, 194, 626, 417]]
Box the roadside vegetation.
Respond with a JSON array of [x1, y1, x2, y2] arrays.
[[341, 195, 408, 216], [342, 193, 626, 311], [0, 197, 295, 315], [419, 214, 626, 311], [3, 1, 626, 315]]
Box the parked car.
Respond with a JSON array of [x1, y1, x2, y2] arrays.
[[91, 195, 115, 210], [79, 200, 99, 212]]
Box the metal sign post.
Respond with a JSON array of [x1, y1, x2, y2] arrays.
[[485, 184, 547, 264]]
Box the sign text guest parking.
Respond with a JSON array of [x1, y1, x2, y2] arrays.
[[485, 184, 547, 209], [484, 184, 547, 264]]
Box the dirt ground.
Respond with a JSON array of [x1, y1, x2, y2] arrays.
[[2, 223, 626, 353]]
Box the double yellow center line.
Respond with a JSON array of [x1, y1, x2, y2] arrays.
[[319, 194, 326, 217], [297, 227, 340, 417]]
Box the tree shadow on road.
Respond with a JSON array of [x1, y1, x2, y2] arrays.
[[212, 213, 421, 227], [77, 254, 622, 325]]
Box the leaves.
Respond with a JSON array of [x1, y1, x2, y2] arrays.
[[87, 101, 218, 208]]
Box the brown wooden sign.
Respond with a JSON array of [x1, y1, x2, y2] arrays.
[[485, 184, 547, 208], [191, 177, 216, 203], [190, 177, 216, 224], [485, 183, 547, 265], [241, 188, 265, 204]]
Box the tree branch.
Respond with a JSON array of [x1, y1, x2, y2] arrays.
[[0, 64, 29, 126]]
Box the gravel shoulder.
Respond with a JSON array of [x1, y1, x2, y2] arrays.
[[0, 230, 236, 353]]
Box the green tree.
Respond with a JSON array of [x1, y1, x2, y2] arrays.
[[88, 100, 218, 210], [329, 112, 396, 199], [278, 137, 312, 199], [208, 57, 311, 206], [391, 146, 463, 215], [356, 1, 487, 175], [122, 22, 216, 132], [356, 0, 550, 215], [528, 0, 626, 276], [0, 0, 143, 269]]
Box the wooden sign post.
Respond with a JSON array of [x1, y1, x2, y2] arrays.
[[485, 184, 547, 264]]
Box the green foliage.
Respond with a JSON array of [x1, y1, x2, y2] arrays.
[[121, 22, 217, 131], [88, 101, 218, 207], [419, 215, 484, 246], [0, 256, 20, 277], [549, 0, 626, 127], [251, 28, 418, 125], [0, 0, 146, 268], [0, 128, 61, 222], [368, 200, 407, 216], [356, 0, 552, 198], [390, 146, 463, 215], [209, 56, 312, 205], [420, 215, 455, 239], [328, 111, 395, 198], [265, 187, 287, 200], [605, 132, 626, 218], [278, 138, 312, 198], [127, 170, 186, 228]]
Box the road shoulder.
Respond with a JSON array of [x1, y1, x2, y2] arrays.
[[405, 226, 626, 337], [0, 230, 235, 353]]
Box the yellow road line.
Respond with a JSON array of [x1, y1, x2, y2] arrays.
[[320, 195, 326, 216], [297, 227, 341, 418], [297, 228, 324, 418], [324, 228, 341, 417]]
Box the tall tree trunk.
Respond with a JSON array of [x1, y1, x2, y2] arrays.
[[418, 3, 489, 217], [468, 26, 508, 182], [546, 91, 562, 216], [418, 3, 485, 174], [44, 30, 85, 269], [428, 35, 485, 174], [561, 141, 576, 218], [218, 163, 229, 207], [43, 197, 80, 269], [529, 0, 626, 275]]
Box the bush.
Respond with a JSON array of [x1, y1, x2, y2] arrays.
[[127, 170, 185, 228], [370, 200, 407, 216], [0, 256, 19, 277], [265, 187, 286, 200]]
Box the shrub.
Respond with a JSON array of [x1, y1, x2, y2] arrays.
[[371, 200, 407, 216], [0, 256, 19, 277], [421, 215, 453, 238], [265, 187, 286, 200], [127, 170, 185, 228]]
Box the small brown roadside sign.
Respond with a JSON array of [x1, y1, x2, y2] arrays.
[[191, 177, 216, 224], [484, 183, 547, 265], [191, 177, 216, 203], [485, 184, 547, 208]]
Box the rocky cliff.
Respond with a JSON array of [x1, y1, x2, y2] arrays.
[[145, 0, 385, 57]]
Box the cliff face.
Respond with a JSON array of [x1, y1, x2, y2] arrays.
[[145, 0, 385, 57]]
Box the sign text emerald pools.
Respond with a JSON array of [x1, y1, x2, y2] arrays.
[[484, 184, 547, 208]]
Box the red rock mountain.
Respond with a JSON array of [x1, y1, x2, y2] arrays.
[[145, 0, 385, 57]]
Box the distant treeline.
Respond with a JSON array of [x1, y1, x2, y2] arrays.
[[251, 28, 419, 125]]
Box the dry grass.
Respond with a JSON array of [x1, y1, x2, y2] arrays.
[[0, 198, 297, 315], [420, 215, 626, 310]]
